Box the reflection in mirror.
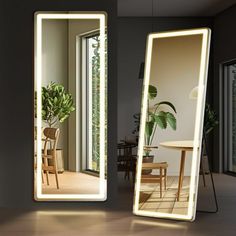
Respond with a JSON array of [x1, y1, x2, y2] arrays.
[[34, 13, 107, 201], [133, 29, 211, 220]]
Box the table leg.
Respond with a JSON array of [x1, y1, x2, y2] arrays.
[[177, 150, 186, 201]]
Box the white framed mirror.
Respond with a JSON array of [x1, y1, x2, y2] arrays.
[[133, 28, 211, 220], [34, 12, 107, 201]]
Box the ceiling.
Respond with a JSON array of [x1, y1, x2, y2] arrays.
[[118, 0, 236, 17]]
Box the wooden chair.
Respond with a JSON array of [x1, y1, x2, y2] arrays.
[[117, 142, 137, 182], [141, 162, 168, 198], [42, 127, 60, 189], [34, 127, 45, 184]]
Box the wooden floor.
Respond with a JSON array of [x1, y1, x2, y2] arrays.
[[41, 171, 100, 194], [139, 176, 189, 215], [0, 174, 236, 235]]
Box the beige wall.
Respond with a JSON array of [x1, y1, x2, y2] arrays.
[[42, 19, 69, 169], [149, 34, 202, 175], [68, 19, 100, 171]]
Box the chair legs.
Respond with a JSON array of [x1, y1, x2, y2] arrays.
[[54, 159, 59, 189], [44, 158, 50, 186], [160, 168, 163, 198], [55, 171, 59, 189], [141, 163, 168, 199], [164, 169, 167, 190], [45, 172, 50, 185], [160, 177, 167, 198], [160, 168, 167, 198], [41, 170, 44, 184], [41, 157, 60, 189]]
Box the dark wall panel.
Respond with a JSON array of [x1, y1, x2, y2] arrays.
[[213, 4, 236, 172], [0, 0, 117, 208]]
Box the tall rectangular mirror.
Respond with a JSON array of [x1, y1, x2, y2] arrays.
[[133, 29, 211, 220], [34, 12, 107, 201]]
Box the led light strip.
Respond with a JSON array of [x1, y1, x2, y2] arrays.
[[133, 28, 211, 221], [133, 34, 153, 214], [99, 14, 106, 198], [35, 12, 107, 201]]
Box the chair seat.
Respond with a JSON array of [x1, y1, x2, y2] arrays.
[[42, 154, 53, 159], [141, 174, 167, 183], [141, 174, 164, 179], [42, 165, 54, 171], [142, 162, 168, 170]]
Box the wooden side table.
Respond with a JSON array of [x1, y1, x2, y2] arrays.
[[160, 140, 194, 201]]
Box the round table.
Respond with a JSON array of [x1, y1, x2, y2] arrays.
[[160, 140, 194, 201]]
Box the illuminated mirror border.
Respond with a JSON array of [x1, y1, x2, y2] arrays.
[[133, 28, 211, 221], [34, 12, 107, 201]]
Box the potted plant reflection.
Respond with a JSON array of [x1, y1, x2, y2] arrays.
[[143, 85, 177, 174]]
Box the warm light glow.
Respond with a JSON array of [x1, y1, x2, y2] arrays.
[[35, 12, 107, 201], [133, 28, 211, 221], [36, 210, 106, 216], [131, 219, 188, 229], [189, 86, 198, 100]]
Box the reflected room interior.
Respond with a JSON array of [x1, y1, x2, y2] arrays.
[[34, 16, 107, 196], [138, 34, 203, 215]]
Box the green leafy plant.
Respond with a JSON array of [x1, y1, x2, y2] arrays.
[[132, 113, 140, 136], [204, 103, 218, 135], [144, 85, 177, 156], [91, 36, 100, 171], [41, 82, 75, 127], [88, 34, 108, 172]]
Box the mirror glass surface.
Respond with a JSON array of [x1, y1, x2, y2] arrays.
[[133, 29, 211, 220], [34, 12, 107, 201]]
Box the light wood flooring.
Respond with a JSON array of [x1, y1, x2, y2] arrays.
[[139, 176, 190, 215], [41, 171, 100, 194]]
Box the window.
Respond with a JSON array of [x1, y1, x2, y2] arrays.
[[223, 60, 236, 175], [86, 34, 100, 172], [80, 32, 107, 174]]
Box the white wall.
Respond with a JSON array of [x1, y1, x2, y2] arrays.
[[149, 34, 203, 175], [42, 19, 69, 169]]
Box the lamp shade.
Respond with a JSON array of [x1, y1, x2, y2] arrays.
[[189, 86, 198, 100]]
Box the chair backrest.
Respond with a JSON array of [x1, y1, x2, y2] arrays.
[[43, 128, 60, 153], [44, 128, 59, 140]]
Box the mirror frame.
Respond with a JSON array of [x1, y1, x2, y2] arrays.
[[133, 28, 211, 221], [34, 12, 107, 201]]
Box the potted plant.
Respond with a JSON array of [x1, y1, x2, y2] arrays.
[[132, 113, 141, 143], [41, 82, 75, 173], [202, 103, 219, 173], [143, 85, 177, 174]]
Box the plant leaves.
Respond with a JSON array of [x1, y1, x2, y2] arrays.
[[154, 111, 167, 129], [41, 82, 75, 126], [154, 101, 177, 113], [148, 85, 157, 100], [145, 121, 154, 139], [166, 112, 177, 130]]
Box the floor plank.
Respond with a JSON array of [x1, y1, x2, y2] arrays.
[[139, 176, 190, 214], [40, 171, 100, 194]]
